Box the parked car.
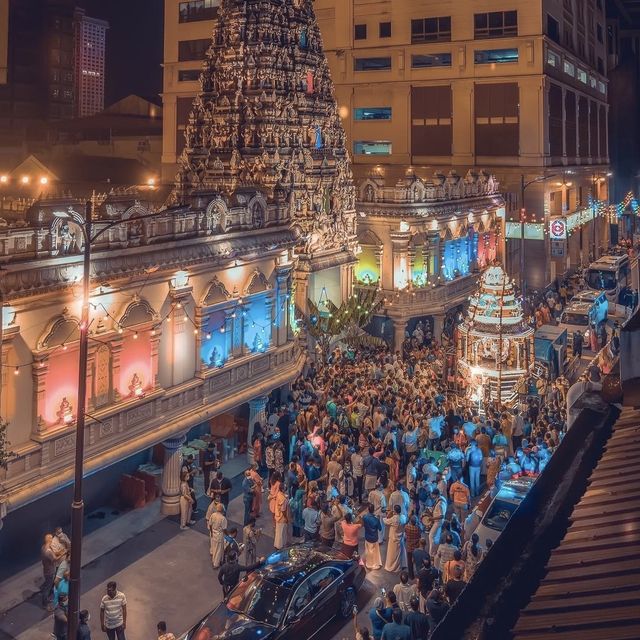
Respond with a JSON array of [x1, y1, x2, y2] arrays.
[[474, 477, 536, 547], [180, 544, 366, 640]]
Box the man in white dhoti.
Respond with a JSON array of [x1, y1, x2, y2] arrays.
[[362, 503, 382, 570], [383, 504, 408, 572], [208, 503, 227, 568], [428, 488, 447, 558], [369, 483, 387, 543]]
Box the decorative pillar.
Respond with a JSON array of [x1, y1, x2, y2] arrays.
[[390, 231, 410, 290], [407, 245, 416, 288], [32, 356, 48, 435], [275, 266, 291, 346], [393, 319, 406, 352], [150, 329, 161, 388], [160, 435, 186, 516], [86, 348, 96, 412], [375, 247, 383, 286], [111, 338, 123, 402], [247, 396, 268, 464], [265, 295, 275, 349], [225, 308, 237, 358], [438, 235, 446, 282]]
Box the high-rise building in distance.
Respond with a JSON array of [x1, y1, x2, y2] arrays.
[[73, 7, 108, 118]]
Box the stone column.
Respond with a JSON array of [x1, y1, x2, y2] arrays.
[[375, 247, 384, 286], [275, 267, 291, 346], [111, 338, 123, 402], [393, 319, 406, 352], [247, 396, 268, 464], [32, 357, 48, 435], [160, 435, 186, 516]]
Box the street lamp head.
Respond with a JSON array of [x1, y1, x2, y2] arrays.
[[40, 176, 49, 185], [0, 175, 8, 184], [21, 175, 30, 184]]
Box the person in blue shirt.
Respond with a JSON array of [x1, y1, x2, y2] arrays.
[[362, 503, 383, 570], [369, 597, 392, 640], [381, 608, 411, 640]]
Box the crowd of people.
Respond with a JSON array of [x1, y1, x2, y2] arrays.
[[202, 335, 568, 639]]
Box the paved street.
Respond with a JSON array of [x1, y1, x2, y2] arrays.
[[0, 471, 397, 640]]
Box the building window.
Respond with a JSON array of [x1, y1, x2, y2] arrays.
[[411, 17, 451, 43], [474, 48, 519, 64], [474, 82, 519, 156], [178, 69, 201, 82], [178, 38, 211, 61], [379, 22, 391, 38], [597, 80, 606, 94], [546, 49, 561, 67], [353, 141, 392, 155], [474, 11, 517, 39], [547, 15, 560, 43], [596, 23, 603, 43], [597, 57, 604, 73], [563, 59, 575, 76], [354, 57, 392, 71], [354, 107, 392, 121], [179, 1, 219, 24], [577, 68, 588, 83], [411, 53, 452, 68], [411, 86, 452, 156], [355, 24, 367, 40], [590, 75, 597, 89]]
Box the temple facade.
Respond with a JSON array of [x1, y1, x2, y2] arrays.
[[0, 0, 357, 536], [0, 190, 300, 534], [172, 0, 357, 311], [353, 168, 505, 348]]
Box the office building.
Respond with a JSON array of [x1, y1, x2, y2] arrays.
[[161, 0, 220, 181], [315, 0, 612, 288], [73, 7, 108, 117]]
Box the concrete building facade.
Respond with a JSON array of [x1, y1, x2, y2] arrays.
[[315, 0, 612, 288], [161, 0, 221, 182]]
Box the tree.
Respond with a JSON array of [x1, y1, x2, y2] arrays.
[[298, 288, 385, 362]]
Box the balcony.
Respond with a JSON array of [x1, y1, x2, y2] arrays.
[[356, 272, 479, 317], [1, 341, 303, 512]]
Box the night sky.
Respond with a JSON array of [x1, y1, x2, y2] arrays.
[[82, 0, 164, 106]]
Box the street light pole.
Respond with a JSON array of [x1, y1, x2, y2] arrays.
[[520, 174, 526, 299], [58, 198, 165, 640], [592, 173, 598, 262], [67, 199, 92, 640]]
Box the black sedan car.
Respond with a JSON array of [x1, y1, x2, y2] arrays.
[[181, 544, 366, 640]]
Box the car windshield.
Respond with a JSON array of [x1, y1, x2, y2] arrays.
[[226, 574, 290, 627], [561, 312, 589, 326], [483, 499, 518, 531], [586, 269, 617, 291]]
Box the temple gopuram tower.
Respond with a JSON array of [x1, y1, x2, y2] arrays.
[[172, 0, 358, 312]]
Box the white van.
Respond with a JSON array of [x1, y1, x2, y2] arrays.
[[474, 476, 535, 547], [569, 290, 608, 326]]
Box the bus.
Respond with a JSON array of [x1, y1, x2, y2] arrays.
[[584, 254, 636, 304]]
